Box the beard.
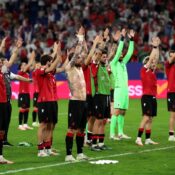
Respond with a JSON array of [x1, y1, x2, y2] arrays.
[[75, 63, 81, 67], [100, 60, 106, 66]]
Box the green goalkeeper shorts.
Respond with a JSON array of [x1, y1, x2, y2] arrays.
[[114, 87, 129, 110]]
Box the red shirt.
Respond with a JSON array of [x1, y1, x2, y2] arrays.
[[32, 70, 39, 93], [36, 68, 55, 102], [82, 64, 92, 95], [51, 71, 58, 101], [165, 61, 175, 92], [141, 67, 157, 96], [91, 63, 99, 93], [0, 72, 7, 102], [18, 71, 30, 94]]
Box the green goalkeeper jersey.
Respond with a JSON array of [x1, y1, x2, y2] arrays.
[[110, 39, 134, 88], [109, 72, 115, 90], [97, 64, 110, 95]]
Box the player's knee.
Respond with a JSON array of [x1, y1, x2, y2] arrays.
[[121, 111, 126, 115], [68, 128, 76, 134], [114, 110, 120, 116]]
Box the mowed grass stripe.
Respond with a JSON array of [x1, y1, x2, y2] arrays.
[[0, 146, 175, 175]]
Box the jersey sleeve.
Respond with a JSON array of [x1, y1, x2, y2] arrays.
[[90, 63, 98, 78], [37, 68, 46, 75], [10, 72, 17, 79], [110, 40, 124, 67], [122, 40, 134, 64]]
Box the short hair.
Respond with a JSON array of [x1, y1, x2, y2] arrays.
[[142, 56, 149, 65], [102, 47, 108, 54], [35, 57, 41, 63], [18, 59, 28, 70], [169, 50, 175, 55], [40, 55, 52, 65]]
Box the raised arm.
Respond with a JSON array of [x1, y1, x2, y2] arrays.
[[145, 37, 161, 69], [56, 54, 69, 73], [0, 37, 7, 54], [108, 30, 121, 61], [84, 35, 101, 65], [68, 26, 85, 67], [97, 28, 110, 51], [22, 50, 35, 72], [7, 37, 23, 68], [50, 41, 59, 59], [110, 29, 126, 66], [45, 42, 62, 73], [122, 29, 135, 64]]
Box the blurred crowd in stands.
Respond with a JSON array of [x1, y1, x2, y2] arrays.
[[0, 0, 175, 78]]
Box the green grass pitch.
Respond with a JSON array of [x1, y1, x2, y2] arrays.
[[0, 99, 175, 175]]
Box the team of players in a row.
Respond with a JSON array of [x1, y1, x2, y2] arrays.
[[0, 26, 175, 164]]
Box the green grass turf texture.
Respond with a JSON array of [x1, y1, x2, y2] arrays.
[[0, 99, 175, 175]]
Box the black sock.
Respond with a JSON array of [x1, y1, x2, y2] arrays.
[[32, 111, 37, 122], [87, 131, 92, 141], [4, 102, 12, 141], [92, 134, 98, 145], [169, 131, 174, 136], [98, 134, 104, 143], [0, 140, 3, 155], [0, 131, 4, 155], [24, 111, 29, 124], [19, 112, 23, 125], [138, 128, 144, 138], [76, 133, 85, 154], [65, 133, 74, 155], [145, 129, 151, 139]]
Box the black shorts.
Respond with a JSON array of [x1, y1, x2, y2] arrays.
[[0, 102, 7, 130], [86, 95, 95, 117], [38, 101, 58, 124], [33, 92, 39, 107], [141, 95, 157, 117], [110, 89, 114, 102], [18, 93, 30, 108], [68, 100, 87, 130], [94, 94, 110, 119], [167, 92, 175, 112]]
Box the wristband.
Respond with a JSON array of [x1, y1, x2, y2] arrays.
[[76, 35, 84, 42]]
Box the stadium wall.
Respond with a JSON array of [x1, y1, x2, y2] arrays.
[[10, 63, 167, 99], [11, 80, 167, 100]]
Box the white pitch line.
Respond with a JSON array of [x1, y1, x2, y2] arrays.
[[0, 146, 175, 175]]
